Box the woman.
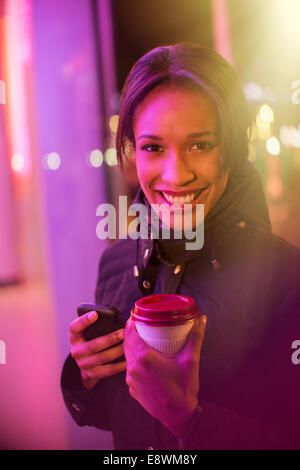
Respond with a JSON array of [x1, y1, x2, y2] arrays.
[[61, 42, 300, 450]]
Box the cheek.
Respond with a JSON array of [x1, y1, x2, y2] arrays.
[[195, 151, 224, 184], [135, 155, 158, 187], [135, 158, 147, 186]]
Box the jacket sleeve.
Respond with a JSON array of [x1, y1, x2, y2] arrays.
[[60, 353, 113, 431], [181, 360, 299, 451], [180, 348, 300, 451], [60, 248, 114, 431], [179, 401, 279, 450]]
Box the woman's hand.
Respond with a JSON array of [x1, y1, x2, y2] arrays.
[[123, 315, 207, 437], [69, 311, 127, 390]]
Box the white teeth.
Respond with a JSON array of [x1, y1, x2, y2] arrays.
[[161, 191, 197, 204]]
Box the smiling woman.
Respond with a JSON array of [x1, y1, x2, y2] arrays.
[[61, 42, 300, 451], [133, 86, 229, 227], [116, 42, 252, 232], [116, 42, 251, 172]]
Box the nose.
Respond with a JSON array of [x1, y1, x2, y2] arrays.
[[161, 149, 196, 187]]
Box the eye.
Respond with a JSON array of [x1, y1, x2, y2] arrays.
[[189, 141, 217, 152], [140, 144, 163, 153]]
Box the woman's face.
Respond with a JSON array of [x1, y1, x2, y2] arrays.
[[133, 86, 229, 230]]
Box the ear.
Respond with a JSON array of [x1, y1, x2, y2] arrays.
[[124, 140, 136, 167], [124, 137, 135, 158]]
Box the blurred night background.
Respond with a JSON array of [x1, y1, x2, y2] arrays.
[[0, 0, 299, 450]]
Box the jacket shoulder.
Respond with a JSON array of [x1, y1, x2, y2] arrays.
[[269, 231, 300, 255], [258, 232, 300, 324], [267, 232, 300, 273]]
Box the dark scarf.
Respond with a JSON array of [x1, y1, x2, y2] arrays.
[[133, 161, 271, 267]]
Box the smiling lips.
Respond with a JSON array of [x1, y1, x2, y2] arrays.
[[157, 188, 208, 206]]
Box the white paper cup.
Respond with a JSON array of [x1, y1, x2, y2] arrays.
[[131, 294, 200, 354]]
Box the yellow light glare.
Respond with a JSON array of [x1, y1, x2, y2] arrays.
[[275, 0, 300, 43], [266, 137, 280, 155], [256, 114, 270, 131], [89, 149, 103, 167], [11, 153, 25, 172], [109, 115, 119, 133], [255, 114, 271, 140], [105, 148, 118, 166], [259, 104, 274, 123]]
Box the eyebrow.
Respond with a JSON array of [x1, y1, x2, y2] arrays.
[[137, 131, 217, 140]]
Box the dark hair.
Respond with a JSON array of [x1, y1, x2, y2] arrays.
[[116, 42, 252, 172]]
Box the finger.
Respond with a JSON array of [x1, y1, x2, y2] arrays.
[[124, 318, 150, 353], [78, 343, 125, 369], [182, 315, 207, 358], [69, 311, 99, 344], [124, 335, 151, 362], [123, 328, 162, 375], [71, 328, 125, 359], [124, 317, 135, 336], [82, 359, 127, 381]]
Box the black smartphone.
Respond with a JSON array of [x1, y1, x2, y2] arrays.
[[77, 303, 124, 341]]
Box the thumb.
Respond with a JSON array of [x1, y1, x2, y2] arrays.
[[124, 317, 150, 353], [124, 316, 134, 333], [124, 317, 138, 339], [184, 315, 207, 357]]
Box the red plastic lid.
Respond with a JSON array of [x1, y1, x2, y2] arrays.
[[131, 294, 200, 326]]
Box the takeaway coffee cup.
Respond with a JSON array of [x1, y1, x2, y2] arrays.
[[130, 294, 200, 354]]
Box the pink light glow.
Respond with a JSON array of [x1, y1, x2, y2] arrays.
[[211, 0, 234, 65], [3, 0, 34, 176]]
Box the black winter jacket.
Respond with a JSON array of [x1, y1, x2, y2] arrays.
[[61, 162, 300, 450]]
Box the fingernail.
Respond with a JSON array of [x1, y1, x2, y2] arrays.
[[88, 311, 98, 320]]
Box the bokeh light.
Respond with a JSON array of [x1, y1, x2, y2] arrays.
[[244, 82, 263, 102], [259, 104, 274, 123], [11, 153, 25, 172], [105, 147, 118, 166], [109, 115, 119, 133], [256, 114, 271, 140], [89, 149, 104, 167], [266, 137, 280, 155], [280, 126, 300, 148], [43, 152, 61, 170]]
